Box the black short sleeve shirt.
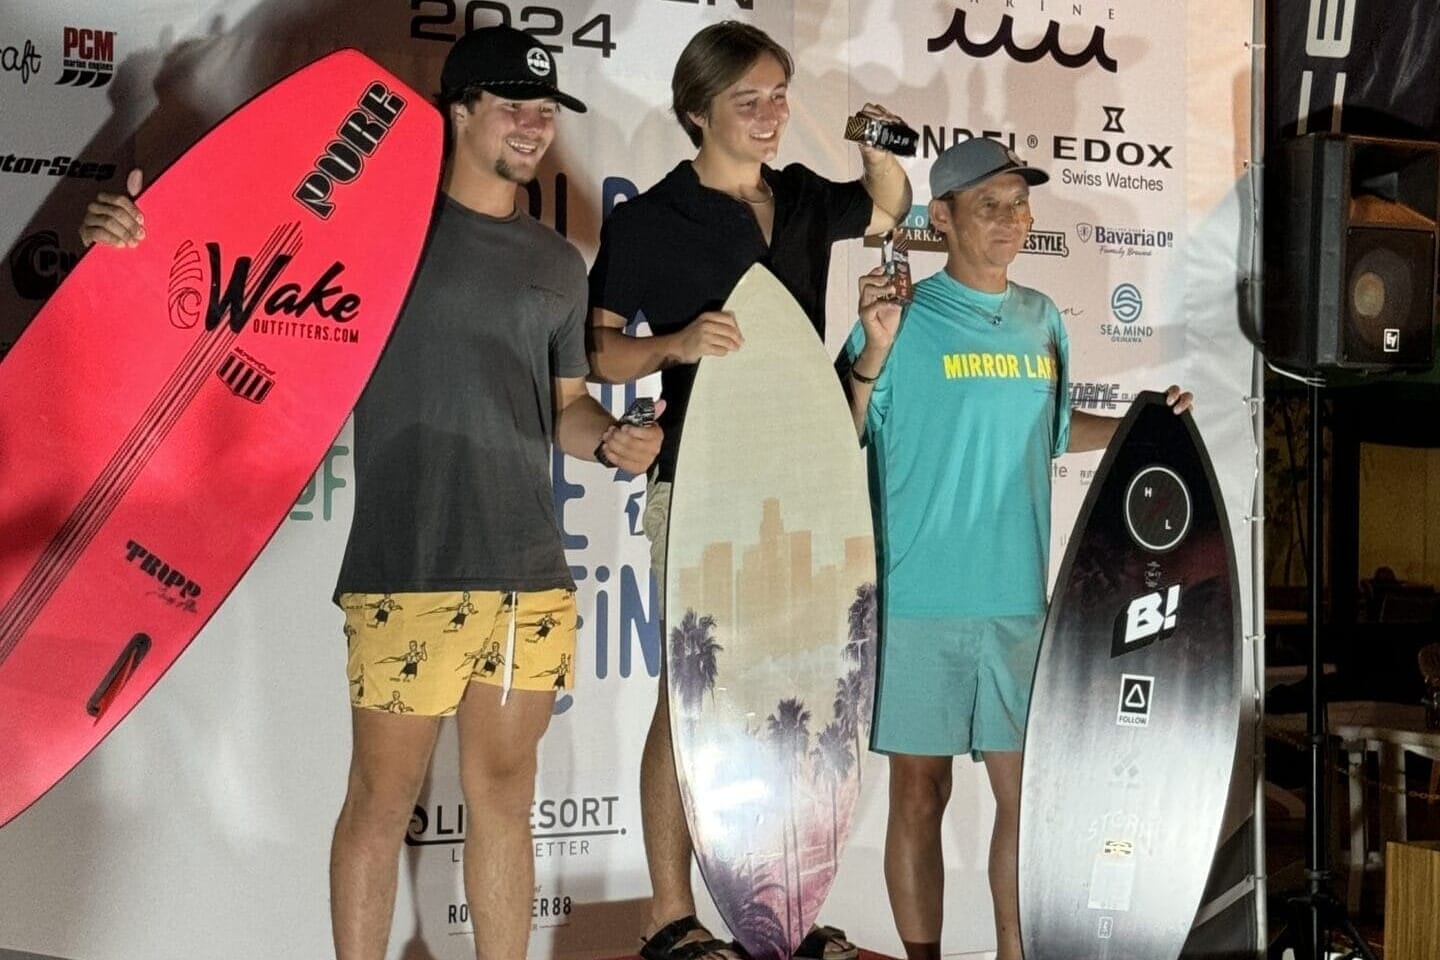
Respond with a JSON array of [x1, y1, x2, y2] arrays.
[[588, 160, 872, 480]]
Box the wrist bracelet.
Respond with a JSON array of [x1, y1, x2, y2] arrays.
[[851, 365, 882, 384]]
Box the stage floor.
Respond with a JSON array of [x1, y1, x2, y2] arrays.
[[605, 953, 901, 960]]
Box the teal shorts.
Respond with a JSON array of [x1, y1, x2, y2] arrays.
[[870, 613, 1045, 759]]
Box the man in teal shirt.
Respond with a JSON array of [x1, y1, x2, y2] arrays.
[[842, 137, 1191, 960]]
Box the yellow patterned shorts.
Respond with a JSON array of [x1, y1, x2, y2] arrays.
[[338, 589, 577, 715]]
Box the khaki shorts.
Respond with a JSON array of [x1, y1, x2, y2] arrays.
[[642, 480, 672, 618], [338, 589, 577, 715]]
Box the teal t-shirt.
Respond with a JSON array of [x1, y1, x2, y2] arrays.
[[845, 271, 1071, 618]]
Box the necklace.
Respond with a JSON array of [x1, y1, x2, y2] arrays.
[[734, 179, 774, 205], [989, 283, 1013, 326]]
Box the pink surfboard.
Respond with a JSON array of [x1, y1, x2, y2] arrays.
[[0, 49, 441, 827]]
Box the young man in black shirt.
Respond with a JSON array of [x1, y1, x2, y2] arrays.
[[587, 20, 911, 960]]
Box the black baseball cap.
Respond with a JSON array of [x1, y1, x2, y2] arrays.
[[930, 137, 1047, 198], [440, 26, 587, 113]]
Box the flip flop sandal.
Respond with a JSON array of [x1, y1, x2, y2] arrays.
[[794, 924, 859, 960], [640, 914, 748, 960]]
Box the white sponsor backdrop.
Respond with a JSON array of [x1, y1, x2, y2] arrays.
[[0, 2, 1257, 958]]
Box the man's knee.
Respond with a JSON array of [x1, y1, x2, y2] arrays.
[[889, 758, 954, 820], [461, 741, 540, 807], [341, 764, 427, 832]]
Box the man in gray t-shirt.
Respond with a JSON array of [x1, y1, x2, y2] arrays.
[[79, 27, 661, 960]]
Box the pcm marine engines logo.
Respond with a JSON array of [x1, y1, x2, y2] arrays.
[[56, 27, 115, 88]]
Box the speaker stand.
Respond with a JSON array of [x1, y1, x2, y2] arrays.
[[1272, 384, 1376, 960]]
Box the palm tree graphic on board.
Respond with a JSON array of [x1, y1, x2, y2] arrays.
[[670, 609, 723, 732], [766, 696, 812, 946], [701, 854, 789, 960], [811, 720, 856, 868], [834, 582, 878, 774]]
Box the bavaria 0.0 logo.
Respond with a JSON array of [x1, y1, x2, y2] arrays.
[[1111, 283, 1143, 322], [1077, 222, 1176, 258]]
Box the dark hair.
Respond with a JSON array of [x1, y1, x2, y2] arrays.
[[671, 21, 793, 149], [435, 87, 486, 157]]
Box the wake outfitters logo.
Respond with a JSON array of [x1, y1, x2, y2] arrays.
[[10, 230, 80, 300], [927, 10, 1117, 72], [1075, 221, 1175, 258], [1, 39, 42, 84], [167, 226, 363, 344], [294, 81, 407, 220], [865, 205, 1066, 256], [1102, 283, 1153, 343], [56, 27, 115, 88]]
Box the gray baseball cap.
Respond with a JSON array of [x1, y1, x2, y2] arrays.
[[929, 137, 1048, 198]]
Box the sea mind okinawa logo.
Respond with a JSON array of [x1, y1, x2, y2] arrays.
[[1075, 221, 1175, 258], [1112, 584, 1181, 657], [1102, 283, 1152, 343], [927, 11, 1117, 72], [293, 81, 407, 220], [56, 27, 115, 88], [1055, 107, 1174, 193], [167, 227, 363, 344], [1, 39, 42, 84]]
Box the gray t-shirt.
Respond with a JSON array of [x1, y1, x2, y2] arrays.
[[334, 195, 589, 595]]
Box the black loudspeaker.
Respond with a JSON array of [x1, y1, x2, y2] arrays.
[[1267, 134, 1439, 371]]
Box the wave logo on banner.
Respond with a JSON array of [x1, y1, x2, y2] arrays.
[[1, 39, 42, 84], [56, 27, 115, 88], [927, 10, 1117, 73], [9, 230, 79, 300]]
